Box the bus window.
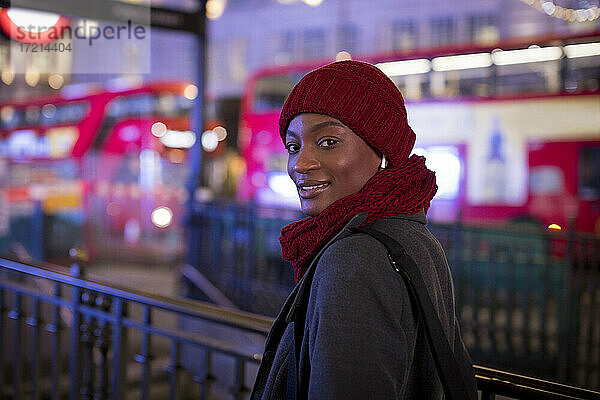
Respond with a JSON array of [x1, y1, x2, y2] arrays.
[[253, 73, 302, 112], [25, 106, 41, 126], [530, 166, 564, 195], [496, 61, 561, 95], [55, 102, 88, 124], [108, 95, 155, 118], [579, 146, 600, 201], [564, 55, 600, 92], [1, 102, 88, 130]]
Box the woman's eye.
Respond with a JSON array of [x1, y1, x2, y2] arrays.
[[320, 139, 338, 147], [286, 143, 300, 153]]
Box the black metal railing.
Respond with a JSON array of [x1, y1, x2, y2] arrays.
[[186, 200, 600, 390], [429, 222, 600, 389], [2, 255, 600, 399], [186, 201, 299, 316], [475, 366, 600, 400], [0, 253, 271, 400]]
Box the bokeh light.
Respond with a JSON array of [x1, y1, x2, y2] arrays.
[[25, 68, 40, 87], [1, 106, 15, 123], [151, 122, 167, 137], [206, 0, 227, 20], [48, 74, 64, 90], [151, 206, 173, 228], [1, 69, 15, 85], [42, 104, 57, 118], [184, 84, 199, 100], [213, 126, 227, 141], [201, 129, 219, 152], [303, 0, 324, 6]]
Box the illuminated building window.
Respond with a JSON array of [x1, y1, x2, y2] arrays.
[[467, 14, 499, 44], [391, 20, 416, 51], [302, 28, 326, 60], [276, 30, 297, 64], [336, 24, 359, 55], [430, 16, 455, 47]]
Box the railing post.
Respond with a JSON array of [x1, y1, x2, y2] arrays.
[[244, 206, 256, 309], [49, 282, 61, 400], [0, 287, 4, 397], [167, 340, 182, 400], [480, 390, 495, 400], [69, 250, 85, 400], [111, 297, 128, 400], [194, 349, 214, 400], [9, 292, 23, 400], [451, 214, 464, 307], [27, 298, 41, 400], [136, 304, 152, 400], [80, 293, 96, 400], [94, 302, 110, 400], [30, 200, 44, 261], [558, 223, 576, 383], [232, 358, 248, 400]]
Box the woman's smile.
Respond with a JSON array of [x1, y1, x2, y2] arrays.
[[297, 180, 331, 198]]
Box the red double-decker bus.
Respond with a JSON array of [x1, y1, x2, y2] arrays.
[[0, 81, 197, 261], [238, 33, 600, 234]]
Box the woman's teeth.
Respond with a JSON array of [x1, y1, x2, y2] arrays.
[[303, 183, 328, 190]]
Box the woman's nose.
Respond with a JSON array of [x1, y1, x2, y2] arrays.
[[292, 146, 320, 173]]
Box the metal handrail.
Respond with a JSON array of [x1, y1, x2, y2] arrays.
[[2, 255, 600, 399], [475, 366, 600, 400], [1, 255, 271, 399], [0, 256, 272, 335]]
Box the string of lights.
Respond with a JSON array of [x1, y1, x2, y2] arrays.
[[520, 0, 600, 22]]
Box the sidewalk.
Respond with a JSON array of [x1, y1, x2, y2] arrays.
[[86, 260, 182, 298]]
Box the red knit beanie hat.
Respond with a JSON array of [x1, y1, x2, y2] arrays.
[[279, 60, 416, 167]]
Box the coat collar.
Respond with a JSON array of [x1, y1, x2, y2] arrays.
[[385, 210, 427, 225]]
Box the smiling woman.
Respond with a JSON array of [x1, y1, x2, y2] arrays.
[[251, 60, 477, 400]]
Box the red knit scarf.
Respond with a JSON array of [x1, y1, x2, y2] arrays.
[[279, 154, 437, 283]]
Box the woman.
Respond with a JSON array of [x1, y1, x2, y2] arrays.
[[251, 60, 476, 399]]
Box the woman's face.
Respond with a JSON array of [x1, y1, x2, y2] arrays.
[[285, 113, 380, 216]]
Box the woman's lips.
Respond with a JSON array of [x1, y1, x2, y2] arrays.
[[298, 182, 330, 199]]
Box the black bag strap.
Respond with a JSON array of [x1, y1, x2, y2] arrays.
[[351, 226, 476, 400]]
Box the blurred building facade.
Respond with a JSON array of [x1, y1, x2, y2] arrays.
[[0, 1, 201, 102], [206, 0, 599, 98], [1, 0, 598, 101]]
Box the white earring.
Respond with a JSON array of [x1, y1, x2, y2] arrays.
[[380, 155, 387, 169]]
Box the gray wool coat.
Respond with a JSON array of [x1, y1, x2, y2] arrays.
[[251, 212, 476, 400]]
